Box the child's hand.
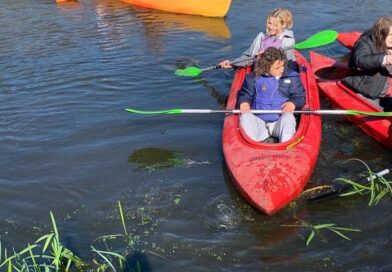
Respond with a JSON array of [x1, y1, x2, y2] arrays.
[[240, 103, 251, 113], [386, 54, 392, 66], [255, 49, 265, 58], [281, 102, 295, 112], [219, 60, 232, 69]]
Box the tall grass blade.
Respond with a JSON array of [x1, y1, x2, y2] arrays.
[[334, 178, 370, 191], [65, 258, 72, 272], [328, 229, 352, 240], [28, 243, 40, 272], [374, 189, 388, 205], [137, 261, 142, 272], [314, 224, 335, 229], [306, 231, 315, 246], [50, 211, 59, 240], [118, 201, 128, 236], [36, 233, 54, 253], [91, 246, 116, 272], [329, 226, 361, 232]]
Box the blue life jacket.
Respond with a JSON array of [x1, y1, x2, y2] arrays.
[[252, 76, 289, 122]]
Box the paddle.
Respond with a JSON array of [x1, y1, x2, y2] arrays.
[[125, 108, 392, 117], [175, 30, 338, 77], [308, 169, 390, 204], [314, 66, 358, 80]]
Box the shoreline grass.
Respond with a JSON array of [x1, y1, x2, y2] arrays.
[[0, 201, 141, 272]]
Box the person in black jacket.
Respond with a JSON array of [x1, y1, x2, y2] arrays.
[[237, 47, 305, 143], [342, 16, 392, 110]]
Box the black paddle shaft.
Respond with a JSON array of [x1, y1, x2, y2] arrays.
[[308, 169, 390, 204]]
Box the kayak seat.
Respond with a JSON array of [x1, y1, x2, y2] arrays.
[[262, 137, 279, 143]]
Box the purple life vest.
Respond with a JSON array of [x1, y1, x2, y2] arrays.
[[259, 35, 283, 53], [252, 76, 288, 122]]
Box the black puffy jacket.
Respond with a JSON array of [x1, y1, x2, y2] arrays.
[[342, 30, 389, 99]]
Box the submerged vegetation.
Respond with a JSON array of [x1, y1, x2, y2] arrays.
[[0, 160, 390, 267], [0, 201, 141, 272], [283, 220, 361, 246], [336, 159, 392, 206], [287, 159, 392, 246]]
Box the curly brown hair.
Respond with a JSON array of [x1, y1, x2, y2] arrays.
[[254, 47, 287, 77], [372, 16, 392, 52]]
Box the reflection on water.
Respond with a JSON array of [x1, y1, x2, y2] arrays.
[[140, 11, 231, 39], [94, 0, 230, 54], [56, 0, 79, 5]]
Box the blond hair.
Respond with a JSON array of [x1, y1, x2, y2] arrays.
[[266, 8, 293, 30]]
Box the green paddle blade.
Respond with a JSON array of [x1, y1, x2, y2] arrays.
[[175, 66, 202, 77], [346, 110, 392, 117], [293, 30, 338, 50], [125, 108, 183, 115]]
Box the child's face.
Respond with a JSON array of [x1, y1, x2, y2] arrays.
[[386, 27, 392, 48], [268, 60, 285, 77], [266, 17, 284, 36]]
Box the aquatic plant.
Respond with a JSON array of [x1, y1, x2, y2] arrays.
[[283, 220, 361, 246], [0, 201, 143, 271], [302, 159, 392, 204], [0, 211, 84, 271], [335, 159, 392, 206]]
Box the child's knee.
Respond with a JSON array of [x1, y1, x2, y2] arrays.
[[281, 112, 295, 122]]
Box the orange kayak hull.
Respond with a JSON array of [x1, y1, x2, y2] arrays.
[[119, 0, 231, 17]]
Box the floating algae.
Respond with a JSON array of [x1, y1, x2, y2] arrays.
[[128, 147, 183, 171]]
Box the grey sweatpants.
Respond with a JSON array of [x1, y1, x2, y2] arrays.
[[240, 112, 296, 143]]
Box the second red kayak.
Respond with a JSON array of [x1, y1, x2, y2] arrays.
[[222, 51, 321, 215], [310, 50, 392, 149]]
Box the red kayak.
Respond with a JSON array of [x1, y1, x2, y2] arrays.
[[310, 49, 392, 149], [337, 32, 361, 50], [222, 51, 321, 215]]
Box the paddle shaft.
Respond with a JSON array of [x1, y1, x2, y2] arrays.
[[202, 43, 295, 72], [179, 109, 355, 115], [125, 107, 392, 116], [202, 30, 338, 72], [201, 56, 254, 72], [308, 169, 390, 204]]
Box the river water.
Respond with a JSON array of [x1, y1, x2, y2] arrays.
[[1, 0, 392, 271]]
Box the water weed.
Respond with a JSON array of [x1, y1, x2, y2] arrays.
[[336, 159, 392, 205], [0, 201, 143, 271], [283, 220, 361, 246]]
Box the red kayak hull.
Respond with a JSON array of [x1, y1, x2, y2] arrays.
[[310, 50, 392, 149], [222, 51, 321, 215]]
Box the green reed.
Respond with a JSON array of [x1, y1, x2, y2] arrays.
[[336, 159, 392, 206], [283, 220, 361, 246], [0, 201, 141, 271]]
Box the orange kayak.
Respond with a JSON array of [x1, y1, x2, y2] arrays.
[[119, 0, 231, 17]]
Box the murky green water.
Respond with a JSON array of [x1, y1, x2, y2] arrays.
[[1, 0, 392, 271]]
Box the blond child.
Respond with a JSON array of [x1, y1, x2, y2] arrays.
[[219, 8, 295, 68]]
